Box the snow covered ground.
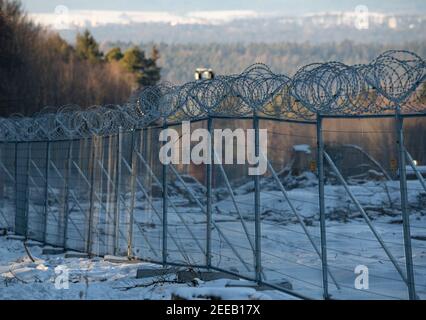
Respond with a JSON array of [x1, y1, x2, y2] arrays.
[[128, 177, 426, 300], [0, 235, 295, 300], [1, 168, 426, 300]]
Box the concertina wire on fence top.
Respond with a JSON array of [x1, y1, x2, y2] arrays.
[[0, 50, 425, 142]]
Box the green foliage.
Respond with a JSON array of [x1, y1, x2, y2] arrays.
[[121, 46, 161, 87], [0, 1, 135, 116], [45, 34, 74, 61], [119, 41, 426, 84], [120, 47, 145, 72], [143, 46, 161, 87], [105, 47, 123, 62], [75, 30, 103, 62]]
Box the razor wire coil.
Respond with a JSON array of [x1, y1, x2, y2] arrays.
[[1, 50, 425, 142]]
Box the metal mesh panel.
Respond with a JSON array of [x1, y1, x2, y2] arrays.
[[322, 117, 409, 299], [0, 142, 16, 230], [15, 142, 29, 236], [0, 50, 425, 300], [45, 140, 70, 246], [403, 115, 426, 299], [131, 127, 164, 263], [260, 119, 324, 298], [26, 141, 48, 242], [65, 138, 91, 252], [1, 114, 425, 300], [210, 118, 256, 278], [165, 120, 207, 266]]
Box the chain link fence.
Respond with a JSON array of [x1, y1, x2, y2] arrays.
[[0, 50, 426, 299]]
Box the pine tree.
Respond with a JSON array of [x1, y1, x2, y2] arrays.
[[46, 34, 74, 61], [105, 47, 123, 62], [75, 30, 103, 62], [144, 45, 161, 86], [150, 45, 160, 62], [121, 46, 161, 88]]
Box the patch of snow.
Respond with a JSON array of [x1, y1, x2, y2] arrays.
[[406, 165, 426, 174], [293, 144, 311, 154], [0, 236, 295, 300], [172, 286, 271, 300]]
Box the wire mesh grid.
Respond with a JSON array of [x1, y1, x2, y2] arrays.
[[0, 50, 426, 300]]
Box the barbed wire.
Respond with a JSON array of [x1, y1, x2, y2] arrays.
[[0, 50, 425, 142]]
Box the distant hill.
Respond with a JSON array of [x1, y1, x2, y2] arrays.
[[35, 12, 426, 44], [22, 0, 426, 15], [101, 41, 426, 84]]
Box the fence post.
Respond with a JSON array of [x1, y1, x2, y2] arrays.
[[316, 114, 329, 299], [114, 127, 123, 256], [14, 142, 18, 234], [62, 140, 72, 250], [162, 122, 168, 266], [0, 142, 5, 228], [24, 142, 31, 239], [86, 138, 96, 255], [206, 117, 213, 268], [43, 141, 51, 244], [395, 111, 416, 300], [253, 113, 262, 283], [127, 128, 137, 258]]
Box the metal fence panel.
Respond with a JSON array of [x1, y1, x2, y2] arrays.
[[259, 119, 324, 298], [210, 118, 256, 279], [165, 120, 207, 266], [26, 141, 48, 242], [0, 51, 425, 300], [131, 127, 164, 263], [65, 138, 92, 252], [322, 117, 411, 299], [45, 140, 69, 246], [403, 115, 426, 299], [0, 142, 16, 231]]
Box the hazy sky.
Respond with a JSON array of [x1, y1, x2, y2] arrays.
[[21, 0, 426, 14]]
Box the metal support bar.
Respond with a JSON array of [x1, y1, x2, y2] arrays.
[[42, 141, 50, 243], [62, 140, 72, 249], [24, 142, 31, 239], [86, 138, 96, 255], [405, 150, 426, 193], [324, 151, 409, 286], [253, 114, 261, 283], [0, 142, 7, 228], [162, 123, 168, 266], [263, 153, 340, 289], [316, 115, 329, 299], [106, 135, 114, 253], [127, 129, 137, 258], [114, 128, 123, 255], [206, 117, 213, 267], [395, 111, 416, 300], [14, 142, 18, 233]]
